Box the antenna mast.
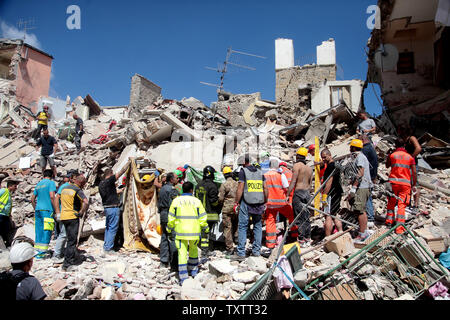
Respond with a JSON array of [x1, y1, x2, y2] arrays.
[[17, 18, 37, 42], [201, 46, 266, 97]]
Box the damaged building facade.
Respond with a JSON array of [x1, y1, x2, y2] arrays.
[[0, 39, 53, 109], [366, 0, 450, 140], [0, 25, 449, 301]]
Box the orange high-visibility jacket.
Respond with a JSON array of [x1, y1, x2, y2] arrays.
[[264, 170, 287, 207], [388, 149, 415, 187], [280, 167, 293, 202]]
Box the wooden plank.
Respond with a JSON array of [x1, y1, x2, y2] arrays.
[[314, 136, 320, 216]]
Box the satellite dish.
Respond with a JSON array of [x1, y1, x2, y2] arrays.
[[374, 43, 399, 71]]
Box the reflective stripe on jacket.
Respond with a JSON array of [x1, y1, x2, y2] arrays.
[[388, 150, 414, 186], [264, 170, 287, 207], [167, 194, 208, 240], [242, 167, 265, 205], [280, 167, 293, 202], [0, 188, 11, 216]]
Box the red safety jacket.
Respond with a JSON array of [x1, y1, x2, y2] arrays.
[[388, 148, 415, 187], [264, 170, 288, 207], [280, 166, 293, 203]]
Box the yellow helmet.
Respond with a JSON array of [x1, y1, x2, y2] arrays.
[[142, 174, 152, 182], [296, 147, 308, 157], [350, 139, 363, 149], [222, 166, 232, 175]]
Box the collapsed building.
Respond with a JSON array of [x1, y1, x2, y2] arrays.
[[0, 30, 449, 300], [366, 0, 450, 143]]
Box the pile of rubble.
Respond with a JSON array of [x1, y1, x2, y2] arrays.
[[0, 71, 449, 300]]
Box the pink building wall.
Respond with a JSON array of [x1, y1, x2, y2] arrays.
[[15, 46, 52, 108]]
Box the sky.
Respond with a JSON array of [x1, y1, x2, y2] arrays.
[[0, 0, 384, 116]]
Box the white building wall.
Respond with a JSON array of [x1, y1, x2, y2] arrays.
[[317, 39, 336, 65], [311, 80, 363, 114], [275, 38, 294, 70]]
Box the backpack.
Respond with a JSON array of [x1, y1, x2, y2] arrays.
[[0, 271, 30, 300]]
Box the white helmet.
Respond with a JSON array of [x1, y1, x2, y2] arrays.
[[9, 242, 38, 264]]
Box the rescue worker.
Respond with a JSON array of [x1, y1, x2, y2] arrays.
[[36, 128, 58, 178], [264, 159, 298, 250], [286, 148, 313, 248], [0, 180, 19, 247], [231, 154, 267, 261], [167, 182, 208, 285], [321, 149, 344, 236], [360, 134, 378, 227], [52, 170, 78, 264], [35, 105, 50, 137], [308, 144, 327, 183], [99, 163, 130, 255], [174, 169, 184, 195], [356, 111, 377, 137], [60, 174, 89, 271], [157, 172, 179, 269], [30, 169, 58, 258], [8, 240, 47, 300], [386, 138, 417, 234], [398, 125, 422, 214], [218, 166, 239, 255], [73, 113, 84, 152], [347, 139, 372, 242], [259, 152, 271, 174], [194, 166, 220, 257]]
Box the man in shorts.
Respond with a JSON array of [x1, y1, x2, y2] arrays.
[[36, 128, 58, 178], [348, 139, 372, 243]]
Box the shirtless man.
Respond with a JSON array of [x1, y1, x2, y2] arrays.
[[286, 147, 313, 247]]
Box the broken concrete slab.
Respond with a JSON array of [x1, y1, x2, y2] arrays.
[[246, 256, 269, 274], [208, 259, 238, 276], [325, 232, 355, 257], [129, 74, 161, 118], [232, 271, 259, 284], [319, 252, 340, 268], [181, 278, 211, 300], [147, 135, 225, 172], [161, 111, 202, 141]]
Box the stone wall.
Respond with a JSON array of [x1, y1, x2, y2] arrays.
[[275, 64, 336, 114], [129, 74, 161, 118]]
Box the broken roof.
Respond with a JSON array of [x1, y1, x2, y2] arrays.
[[0, 38, 54, 59]]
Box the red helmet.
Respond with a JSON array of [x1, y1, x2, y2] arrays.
[[279, 162, 287, 167], [308, 144, 315, 151]]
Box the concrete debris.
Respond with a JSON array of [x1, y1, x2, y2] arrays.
[[0, 37, 449, 302]]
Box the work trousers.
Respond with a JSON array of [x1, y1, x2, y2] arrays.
[[264, 205, 298, 248], [175, 239, 199, 283], [103, 207, 120, 251], [53, 222, 67, 258], [200, 221, 215, 252], [74, 131, 83, 151], [34, 210, 54, 254], [62, 218, 80, 268], [0, 215, 11, 247], [386, 184, 411, 234], [222, 212, 238, 251], [292, 190, 311, 240], [237, 201, 262, 257], [159, 221, 177, 268]]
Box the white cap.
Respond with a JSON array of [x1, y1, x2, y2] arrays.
[[9, 242, 38, 264]]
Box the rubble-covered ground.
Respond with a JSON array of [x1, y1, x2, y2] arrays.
[[1, 83, 449, 300]]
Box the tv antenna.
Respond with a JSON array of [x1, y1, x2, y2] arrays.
[[201, 46, 266, 96], [16, 18, 37, 42]]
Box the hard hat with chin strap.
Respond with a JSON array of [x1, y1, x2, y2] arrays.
[[142, 174, 152, 182], [296, 147, 308, 157]]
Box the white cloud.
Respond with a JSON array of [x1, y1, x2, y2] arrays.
[[0, 20, 42, 49]]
